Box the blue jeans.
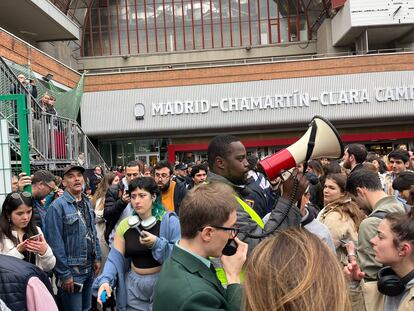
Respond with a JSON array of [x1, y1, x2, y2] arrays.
[[58, 267, 94, 311]]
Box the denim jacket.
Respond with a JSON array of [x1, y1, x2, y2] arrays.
[[45, 191, 101, 282]]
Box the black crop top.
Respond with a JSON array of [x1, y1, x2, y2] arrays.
[[118, 217, 162, 269]]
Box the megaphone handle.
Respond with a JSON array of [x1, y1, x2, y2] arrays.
[[303, 121, 318, 173], [288, 173, 300, 207], [243, 172, 301, 239]]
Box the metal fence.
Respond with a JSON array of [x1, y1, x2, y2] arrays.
[[0, 118, 12, 207], [0, 56, 108, 172]]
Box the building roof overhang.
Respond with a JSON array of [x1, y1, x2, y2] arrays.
[[0, 0, 80, 42]]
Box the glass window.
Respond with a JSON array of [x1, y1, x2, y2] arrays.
[[111, 141, 124, 166], [99, 142, 112, 166], [82, 0, 318, 56]]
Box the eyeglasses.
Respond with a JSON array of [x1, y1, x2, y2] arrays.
[[10, 192, 31, 200], [42, 182, 58, 192], [208, 225, 240, 238], [155, 173, 170, 180]]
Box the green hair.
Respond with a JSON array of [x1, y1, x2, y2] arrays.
[[152, 195, 166, 220]]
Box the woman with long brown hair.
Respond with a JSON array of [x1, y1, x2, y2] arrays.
[[318, 173, 366, 265], [0, 192, 55, 272], [244, 228, 351, 311], [92, 171, 120, 268]]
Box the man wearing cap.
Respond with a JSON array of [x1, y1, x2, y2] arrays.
[[45, 165, 101, 311], [174, 162, 188, 184]]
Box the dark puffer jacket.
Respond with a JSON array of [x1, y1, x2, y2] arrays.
[[103, 184, 128, 243], [0, 254, 53, 311]]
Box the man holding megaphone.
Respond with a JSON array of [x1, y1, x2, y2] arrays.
[[207, 135, 309, 253], [207, 116, 344, 253]]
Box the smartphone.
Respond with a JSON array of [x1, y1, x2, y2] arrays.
[[73, 282, 84, 293], [56, 280, 83, 293], [135, 226, 146, 238], [222, 239, 238, 256], [28, 233, 41, 241]]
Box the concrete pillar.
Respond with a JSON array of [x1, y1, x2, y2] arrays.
[[316, 19, 349, 55]]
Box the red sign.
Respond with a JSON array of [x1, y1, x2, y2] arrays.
[[332, 0, 347, 10]]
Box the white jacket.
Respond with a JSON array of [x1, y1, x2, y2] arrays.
[[0, 226, 56, 272]]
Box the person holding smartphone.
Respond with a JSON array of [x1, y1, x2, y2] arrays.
[[96, 177, 180, 311], [0, 192, 56, 272]]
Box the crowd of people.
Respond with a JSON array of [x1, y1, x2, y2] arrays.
[[1, 136, 414, 311]]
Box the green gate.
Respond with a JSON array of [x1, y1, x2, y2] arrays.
[[0, 94, 31, 194]]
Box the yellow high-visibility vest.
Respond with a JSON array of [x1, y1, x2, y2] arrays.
[[213, 195, 264, 286]]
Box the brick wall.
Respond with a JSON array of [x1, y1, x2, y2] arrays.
[[84, 53, 414, 92], [2, 26, 413, 95], [0, 30, 80, 88]]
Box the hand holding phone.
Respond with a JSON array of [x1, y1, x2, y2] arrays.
[[101, 290, 107, 303], [135, 226, 146, 238], [16, 240, 28, 253], [60, 278, 74, 293], [28, 233, 41, 241], [221, 237, 248, 284], [97, 283, 112, 306], [25, 234, 48, 255], [73, 282, 84, 293], [139, 231, 156, 248]]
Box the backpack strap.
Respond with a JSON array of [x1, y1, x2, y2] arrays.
[[370, 211, 387, 219]]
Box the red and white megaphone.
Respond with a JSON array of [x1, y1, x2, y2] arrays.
[[258, 116, 344, 181]]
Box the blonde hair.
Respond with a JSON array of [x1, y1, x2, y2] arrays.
[[244, 228, 352, 311]]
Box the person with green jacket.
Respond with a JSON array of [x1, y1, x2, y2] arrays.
[[153, 182, 248, 311]]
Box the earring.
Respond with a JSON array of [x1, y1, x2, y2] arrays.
[[8, 217, 11, 224]]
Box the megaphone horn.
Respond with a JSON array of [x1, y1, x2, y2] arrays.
[[258, 116, 344, 180]]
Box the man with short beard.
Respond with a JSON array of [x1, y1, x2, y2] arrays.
[[346, 168, 405, 281], [18, 170, 57, 231], [103, 161, 138, 247], [154, 160, 187, 215], [342, 143, 367, 172]]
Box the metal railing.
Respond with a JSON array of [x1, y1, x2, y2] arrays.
[[83, 46, 414, 75], [0, 56, 108, 172]]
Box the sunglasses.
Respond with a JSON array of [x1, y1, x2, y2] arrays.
[[10, 192, 31, 200]]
